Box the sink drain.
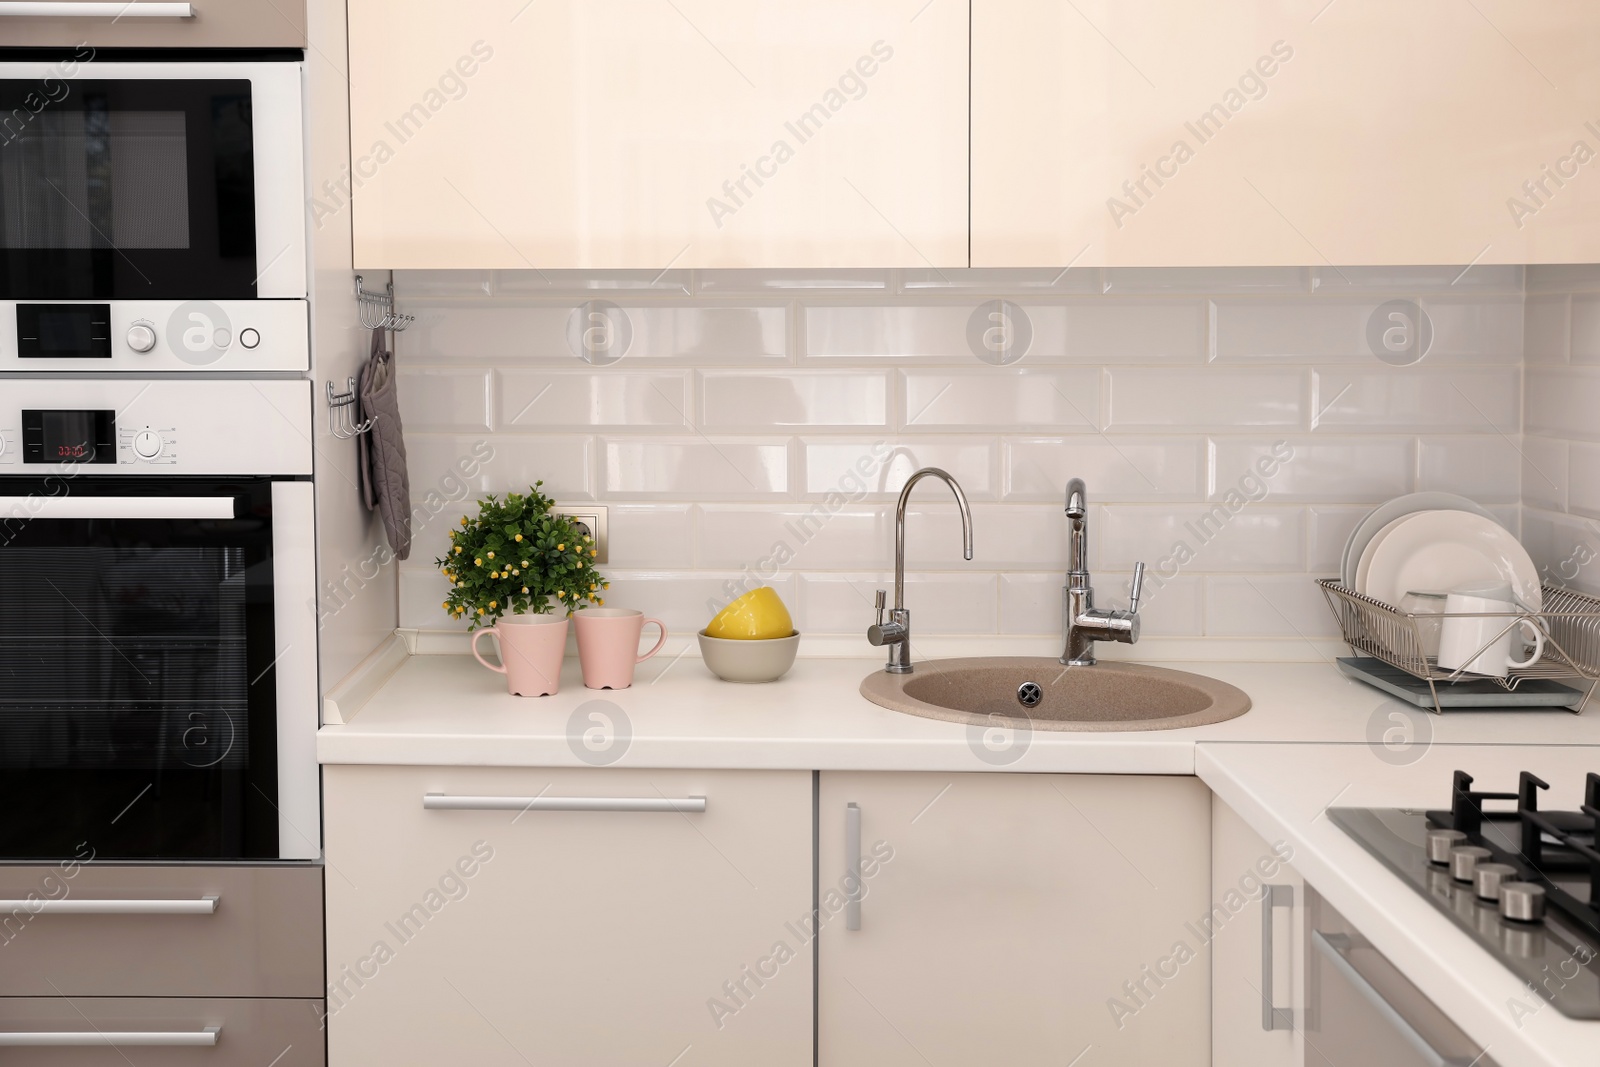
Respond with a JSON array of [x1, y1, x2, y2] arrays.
[[1016, 681, 1043, 708]]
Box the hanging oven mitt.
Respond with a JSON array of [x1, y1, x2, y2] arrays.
[[358, 326, 413, 560]]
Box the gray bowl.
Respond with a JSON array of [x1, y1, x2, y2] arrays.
[[697, 630, 800, 683]]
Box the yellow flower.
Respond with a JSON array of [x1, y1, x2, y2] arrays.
[[521, 560, 529, 567], [460, 516, 468, 526], [511, 569, 520, 576], [584, 534, 593, 542], [576, 561, 584, 569], [590, 548, 597, 557], [487, 551, 495, 559], [474, 557, 483, 566], [442, 601, 450, 610], [454, 547, 462, 555], [556, 590, 566, 599], [590, 584, 597, 592], [476, 608, 484, 616], [488, 600, 497, 609], [521, 586, 529, 594], [557, 543, 565, 552], [490, 571, 498, 579], [595, 597, 604, 606], [514, 534, 523, 542]]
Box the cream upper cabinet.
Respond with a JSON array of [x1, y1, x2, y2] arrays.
[[817, 772, 1211, 1067], [973, 0, 1600, 266], [324, 766, 813, 1066], [346, 0, 969, 268]]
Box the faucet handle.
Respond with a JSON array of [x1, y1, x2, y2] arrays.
[[874, 589, 887, 626], [1128, 562, 1146, 614]]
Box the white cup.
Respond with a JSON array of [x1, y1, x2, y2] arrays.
[[1437, 584, 1544, 678]]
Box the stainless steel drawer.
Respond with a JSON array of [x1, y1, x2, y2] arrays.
[[0, 864, 322, 998], [0, 998, 323, 1065], [0, 0, 306, 49]]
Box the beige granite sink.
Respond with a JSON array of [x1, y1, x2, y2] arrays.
[[860, 657, 1252, 732]]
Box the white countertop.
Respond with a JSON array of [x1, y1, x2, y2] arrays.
[[318, 640, 1600, 770], [1200, 743, 1599, 1067]]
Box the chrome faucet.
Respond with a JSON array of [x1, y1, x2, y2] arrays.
[[1062, 477, 1145, 666], [867, 467, 974, 673]]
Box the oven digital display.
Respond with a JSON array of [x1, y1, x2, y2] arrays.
[[16, 304, 112, 359], [22, 410, 116, 465]]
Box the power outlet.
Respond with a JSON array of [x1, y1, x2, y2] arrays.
[[552, 505, 609, 564]]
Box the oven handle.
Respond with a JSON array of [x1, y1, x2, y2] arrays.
[[0, 497, 233, 520], [0, 2, 193, 16], [1312, 930, 1477, 1067], [0, 1027, 219, 1046], [0, 897, 217, 915]]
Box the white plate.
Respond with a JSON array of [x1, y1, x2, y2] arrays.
[[1339, 492, 1499, 589], [1357, 510, 1542, 612]]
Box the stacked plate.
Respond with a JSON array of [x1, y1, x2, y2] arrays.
[[1341, 492, 1541, 612]]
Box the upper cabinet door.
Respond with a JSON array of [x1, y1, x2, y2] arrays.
[[347, 0, 969, 269], [974, 0, 1600, 266]]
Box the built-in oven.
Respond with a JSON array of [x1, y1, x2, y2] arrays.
[[0, 378, 317, 861], [0, 59, 306, 371], [1304, 888, 1500, 1067]]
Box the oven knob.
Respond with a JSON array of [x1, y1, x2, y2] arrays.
[[1426, 828, 1467, 865], [1498, 882, 1546, 923], [1473, 862, 1519, 902], [134, 430, 163, 460], [1449, 845, 1492, 883], [127, 323, 157, 353]]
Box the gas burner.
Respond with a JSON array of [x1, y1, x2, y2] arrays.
[[1330, 768, 1600, 1020]]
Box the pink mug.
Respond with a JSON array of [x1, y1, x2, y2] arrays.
[[471, 614, 568, 697], [574, 608, 668, 690]]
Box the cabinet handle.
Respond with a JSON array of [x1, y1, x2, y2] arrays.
[[423, 794, 706, 813], [1260, 883, 1294, 1031], [0, 897, 217, 915], [0, 2, 193, 15], [1312, 931, 1476, 1067], [0, 1027, 219, 1046], [845, 802, 861, 931]]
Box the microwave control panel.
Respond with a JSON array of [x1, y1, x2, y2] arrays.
[[0, 380, 311, 476], [0, 300, 308, 372]]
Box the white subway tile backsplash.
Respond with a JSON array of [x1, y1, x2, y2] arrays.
[[1107, 368, 1305, 430], [498, 370, 690, 430], [604, 439, 790, 498], [398, 369, 491, 431], [803, 439, 997, 500], [1003, 437, 1207, 501], [1566, 443, 1600, 520], [799, 573, 999, 635], [1099, 505, 1307, 573], [700, 372, 889, 430], [1311, 369, 1518, 432], [1415, 437, 1522, 502], [902, 369, 1099, 431], [1210, 438, 1412, 502], [1571, 294, 1600, 365], [385, 267, 1543, 634]]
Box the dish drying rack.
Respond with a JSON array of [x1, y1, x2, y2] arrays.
[[1317, 578, 1600, 712]]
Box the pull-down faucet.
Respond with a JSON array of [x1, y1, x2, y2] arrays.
[[1062, 477, 1145, 666], [867, 467, 974, 673]]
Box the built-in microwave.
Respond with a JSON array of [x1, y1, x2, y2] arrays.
[[0, 378, 317, 861], [0, 60, 307, 371]]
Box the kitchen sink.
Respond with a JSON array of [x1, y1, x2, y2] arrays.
[[859, 657, 1252, 732]]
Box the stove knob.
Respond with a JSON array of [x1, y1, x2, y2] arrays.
[[1473, 862, 1519, 902], [1449, 845, 1492, 883], [1426, 828, 1467, 865], [133, 430, 163, 460], [1498, 881, 1546, 923], [127, 323, 157, 353]]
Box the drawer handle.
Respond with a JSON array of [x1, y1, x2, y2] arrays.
[[0, 1026, 220, 1046], [845, 802, 861, 931], [0, 2, 194, 15], [424, 793, 706, 813], [0, 897, 217, 915]]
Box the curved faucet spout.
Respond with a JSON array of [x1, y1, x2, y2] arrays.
[[893, 467, 974, 611]]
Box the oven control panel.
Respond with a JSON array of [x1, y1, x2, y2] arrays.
[[0, 301, 308, 372], [0, 380, 310, 476]]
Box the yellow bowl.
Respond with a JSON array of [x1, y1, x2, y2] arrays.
[[706, 586, 794, 641]]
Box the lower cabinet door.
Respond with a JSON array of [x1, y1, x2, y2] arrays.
[[817, 772, 1211, 1067], [324, 766, 813, 1066], [1211, 800, 1305, 1067], [0, 998, 324, 1065]]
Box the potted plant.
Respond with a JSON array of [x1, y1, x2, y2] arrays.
[[438, 483, 608, 696]]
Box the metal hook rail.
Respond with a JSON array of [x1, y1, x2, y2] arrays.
[[326, 377, 378, 439], [355, 274, 413, 332]]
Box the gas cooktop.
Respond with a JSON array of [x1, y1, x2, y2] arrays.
[[1331, 770, 1600, 1020]]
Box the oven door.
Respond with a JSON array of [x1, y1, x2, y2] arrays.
[[1305, 889, 1498, 1067], [0, 475, 316, 861], [0, 61, 304, 300]]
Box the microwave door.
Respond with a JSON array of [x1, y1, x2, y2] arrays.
[[0, 478, 281, 860]]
